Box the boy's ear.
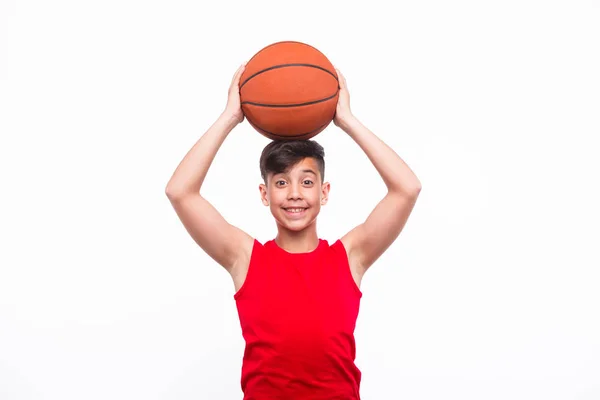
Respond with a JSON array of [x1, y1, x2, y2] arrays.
[[259, 183, 269, 206], [321, 181, 330, 205]]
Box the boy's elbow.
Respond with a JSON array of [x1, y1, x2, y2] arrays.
[[413, 182, 422, 194], [409, 175, 423, 194], [402, 181, 422, 197], [405, 186, 421, 199], [165, 184, 184, 200], [165, 184, 200, 200]]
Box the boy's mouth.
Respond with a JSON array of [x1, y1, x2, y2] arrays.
[[283, 207, 308, 215]]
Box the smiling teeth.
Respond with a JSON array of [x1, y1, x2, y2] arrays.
[[286, 208, 305, 213]]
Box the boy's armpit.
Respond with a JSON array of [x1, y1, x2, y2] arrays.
[[167, 192, 254, 271], [341, 190, 420, 273]]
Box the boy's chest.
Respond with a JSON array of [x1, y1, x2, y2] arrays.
[[248, 263, 359, 335]]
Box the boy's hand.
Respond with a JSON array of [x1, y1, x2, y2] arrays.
[[333, 68, 353, 128], [223, 63, 246, 125]]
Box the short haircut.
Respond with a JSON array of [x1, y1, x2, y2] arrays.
[[259, 140, 325, 184]]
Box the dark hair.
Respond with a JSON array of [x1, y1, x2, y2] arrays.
[[259, 140, 325, 184]]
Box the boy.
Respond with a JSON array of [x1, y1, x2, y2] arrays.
[[165, 63, 422, 399]]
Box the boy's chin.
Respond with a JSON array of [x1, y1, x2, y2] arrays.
[[273, 214, 318, 232], [275, 220, 309, 232]]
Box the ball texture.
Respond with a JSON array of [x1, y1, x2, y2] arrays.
[[240, 41, 339, 140]]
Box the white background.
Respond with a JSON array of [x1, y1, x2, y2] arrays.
[[1, 0, 599, 399]]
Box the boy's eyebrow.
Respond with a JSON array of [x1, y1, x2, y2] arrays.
[[273, 169, 317, 178]]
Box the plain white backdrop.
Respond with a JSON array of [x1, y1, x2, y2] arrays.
[[1, 0, 599, 399]]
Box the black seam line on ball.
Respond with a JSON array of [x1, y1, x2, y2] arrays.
[[239, 63, 338, 89], [241, 91, 338, 108], [252, 121, 329, 139]]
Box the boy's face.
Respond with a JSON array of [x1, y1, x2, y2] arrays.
[[259, 157, 330, 232]]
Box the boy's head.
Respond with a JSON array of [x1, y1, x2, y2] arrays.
[[259, 140, 325, 184], [258, 140, 330, 232]]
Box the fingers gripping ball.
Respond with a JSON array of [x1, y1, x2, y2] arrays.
[[240, 41, 339, 140]]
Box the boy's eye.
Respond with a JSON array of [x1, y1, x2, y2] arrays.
[[274, 179, 313, 186]]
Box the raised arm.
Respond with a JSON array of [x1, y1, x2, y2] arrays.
[[335, 69, 422, 277], [165, 64, 254, 274]]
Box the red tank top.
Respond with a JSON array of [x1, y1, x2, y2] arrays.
[[234, 238, 363, 399]]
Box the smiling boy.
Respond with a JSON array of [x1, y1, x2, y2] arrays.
[[166, 64, 421, 399]]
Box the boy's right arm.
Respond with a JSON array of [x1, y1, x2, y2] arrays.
[[165, 64, 254, 274], [166, 188, 254, 274]]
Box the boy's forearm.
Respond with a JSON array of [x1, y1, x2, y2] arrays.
[[165, 112, 238, 197], [339, 116, 422, 195]]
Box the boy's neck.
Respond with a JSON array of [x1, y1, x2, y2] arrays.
[[274, 225, 320, 254]]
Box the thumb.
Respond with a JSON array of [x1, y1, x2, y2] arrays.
[[230, 64, 246, 89]]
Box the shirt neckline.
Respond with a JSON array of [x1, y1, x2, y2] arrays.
[[270, 238, 326, 256]]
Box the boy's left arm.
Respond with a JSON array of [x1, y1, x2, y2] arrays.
[[335, 71, 421, 277]]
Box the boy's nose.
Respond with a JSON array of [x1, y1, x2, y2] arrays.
[[287, 185, 303, 199]]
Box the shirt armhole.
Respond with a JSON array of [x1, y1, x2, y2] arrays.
[[233, 238, 262, 300], [333, 239, 363, 298]]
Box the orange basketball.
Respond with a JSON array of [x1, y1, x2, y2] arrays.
[[240, 41, 339, 140]]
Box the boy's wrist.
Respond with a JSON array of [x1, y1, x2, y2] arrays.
[[337, 114, 360, 133], [218, 111, 242, 130]]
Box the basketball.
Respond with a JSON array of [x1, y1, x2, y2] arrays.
[[239, 41, 339, 141]]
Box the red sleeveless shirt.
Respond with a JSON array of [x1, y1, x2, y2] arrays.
[[234, 238, 363, 399]]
